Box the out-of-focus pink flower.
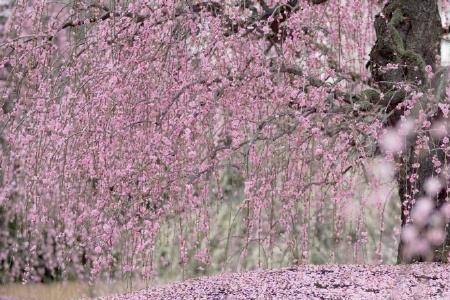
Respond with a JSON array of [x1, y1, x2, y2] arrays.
[[411, 198, 434, 226]]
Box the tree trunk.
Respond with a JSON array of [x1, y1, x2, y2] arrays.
[[368, 0, 449, 262]]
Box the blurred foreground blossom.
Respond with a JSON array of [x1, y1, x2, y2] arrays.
[[430, 120, 449, 139], [424, 177, 443, 196], [397, 118, 416, 137], [401, 224, 418, 244], [411, 198, 434, 226], [371, 158, 396, 181], [380, 130, 404, 154]]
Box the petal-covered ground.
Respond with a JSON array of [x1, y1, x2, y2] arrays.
[[98, 264, 450, 300]]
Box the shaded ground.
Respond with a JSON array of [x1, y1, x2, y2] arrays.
[[98, 264, 450, 300], [0, 280, 150, 300]]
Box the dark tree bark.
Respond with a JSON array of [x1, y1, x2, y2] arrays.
[[368, 0, 449, 262]]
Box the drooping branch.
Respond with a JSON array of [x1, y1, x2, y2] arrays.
[[59, 1, 329, 40]]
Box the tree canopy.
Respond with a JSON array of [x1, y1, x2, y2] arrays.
[[1, 0, 450, 282]]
